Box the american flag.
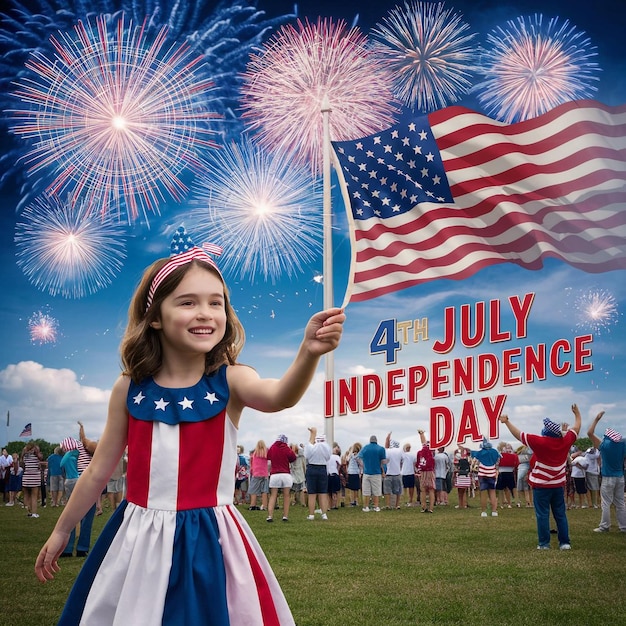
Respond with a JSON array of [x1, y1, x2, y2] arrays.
[[332, 99, 626, 303], [19, 422, 32, 438]]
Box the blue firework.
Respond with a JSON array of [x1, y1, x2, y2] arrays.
[[0, 0, 295, 199], [370, 0, 478, 113], [473, 14, 601, 123]]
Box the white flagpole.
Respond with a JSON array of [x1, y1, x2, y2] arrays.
[[321, 94, 334, 447]]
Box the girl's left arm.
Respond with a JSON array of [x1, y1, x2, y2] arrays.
[[228, 307, 345, 415]]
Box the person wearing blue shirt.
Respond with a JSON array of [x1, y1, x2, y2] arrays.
[[357, 436, 386, 512], [470, 438, 501, 518], [47, 447, 64, 507], [587, 411, 626, 533]]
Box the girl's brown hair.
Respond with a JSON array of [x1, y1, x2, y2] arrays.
[[120, 259, 245, 383]]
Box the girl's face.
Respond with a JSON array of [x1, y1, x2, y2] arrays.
[[152, 265, 227, 357]]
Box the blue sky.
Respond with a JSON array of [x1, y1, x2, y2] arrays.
[[0, 0, 624, 453]]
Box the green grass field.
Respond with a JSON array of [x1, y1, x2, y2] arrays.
[[1, 494, 624, 625]]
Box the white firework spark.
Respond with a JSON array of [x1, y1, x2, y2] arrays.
[[572, 289, 620, 335], [28, 310, 59, 344], [371, 0, 478, 112], [9, 14, 220, 223], [15, 194, 127, 298], [240, 18, 399, 174], [189, 139, 323, 282]]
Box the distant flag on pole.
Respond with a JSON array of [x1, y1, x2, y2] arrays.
[[332, 99, 626, 303], [19, 422, 32, 438]]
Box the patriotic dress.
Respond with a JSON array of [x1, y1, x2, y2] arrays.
[[58, 365, 295, 626]]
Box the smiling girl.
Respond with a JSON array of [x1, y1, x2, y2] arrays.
[[35, 226, 345, 625]]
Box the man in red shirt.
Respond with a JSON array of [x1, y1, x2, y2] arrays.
[[499, 404, 581, 550]]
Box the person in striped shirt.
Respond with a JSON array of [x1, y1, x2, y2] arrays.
[[499, 404, 581, 550], [470, 438, 501, 518]]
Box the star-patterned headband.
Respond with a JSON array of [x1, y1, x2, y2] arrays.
[[147, 226, 222, 310]]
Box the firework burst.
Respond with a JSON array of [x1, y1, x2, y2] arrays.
[[123, 0, 296, 141], [370, 0, 478, 113], [572, 289, 620, 336], [0, 1, 294, 194], [189, 139, 323, 282], [9, 14, 220, 223], [474, 14, 600, 123], [15, 194, 127, 298], [240, 18, 399, 174], [28, 310, 59, 344]]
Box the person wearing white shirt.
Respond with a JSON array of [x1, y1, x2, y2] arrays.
[[400, 443, 417, 506], [434, 447, 452, 505], [570, 451, 591, 509], [383, 433, 403, 509], [304, 427, 331, 520], [584, 447, 601, 508], [327, 446, 342, 509], [0, 449, 12, 503]]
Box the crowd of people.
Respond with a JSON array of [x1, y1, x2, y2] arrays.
[[1, 421, 128, 542], [3, 411, 625, 549], [235, 408, 626, 549]]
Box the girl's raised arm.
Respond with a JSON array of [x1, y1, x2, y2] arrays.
[[228, 307, 345, 417], [35, 375, 130, 582]]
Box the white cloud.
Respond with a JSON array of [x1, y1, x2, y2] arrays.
[[0, 361, 110, 445]]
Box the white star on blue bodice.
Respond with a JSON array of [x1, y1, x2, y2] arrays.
[[127, 365, 229, 425]]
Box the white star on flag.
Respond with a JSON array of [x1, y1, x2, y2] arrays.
[[179, 397, 194, 410], [133, 391, 145, 404], [205, 392, 218, 404], [155, 398, 169, 411]]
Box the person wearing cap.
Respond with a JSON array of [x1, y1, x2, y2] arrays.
[[587, 411, 626, 533], [499, 404, 581, 550], [266, 434, 297, 522], [304, 427, 331, 520], [358, 435, 386, 512], [470, 437, 501, 517], [58, 432, 96, 557]]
